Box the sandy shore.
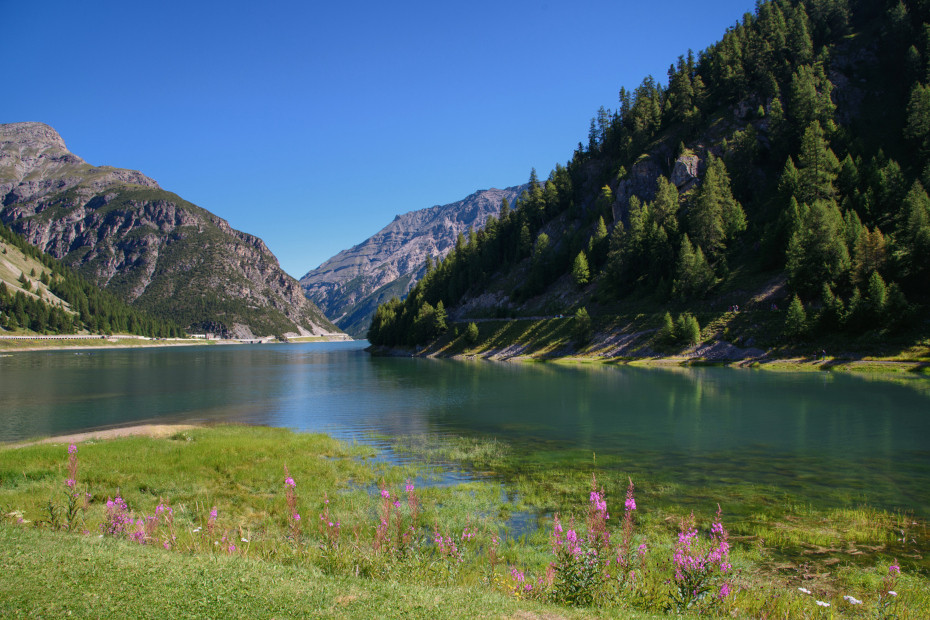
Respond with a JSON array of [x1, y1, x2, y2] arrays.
[[8, 424, 203, 448]]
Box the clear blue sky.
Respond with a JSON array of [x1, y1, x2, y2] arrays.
[[4, 0, 756, 278]]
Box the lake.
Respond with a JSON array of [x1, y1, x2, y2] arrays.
[[1, 341, 928, 517]]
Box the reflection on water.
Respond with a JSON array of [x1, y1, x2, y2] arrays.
[[1, 342, 928, 516]]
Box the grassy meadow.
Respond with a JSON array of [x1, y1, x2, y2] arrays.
[[0, 425, 926, 618]]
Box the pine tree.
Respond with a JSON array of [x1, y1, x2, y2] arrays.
[[905, 82, 930, 157], [657, 311, 676, 344], [796, 121, 840, 204], [465, 322, 479, 345], [784, 294, 808, 339], [672, 234, 715, 300], [786, 199, 850, 296], [897, 181, 930, 279], [865, 271, 887, 320], [574, 307, 593, 344], [688, 155, 746, 255], [572, 251, 591, 287]]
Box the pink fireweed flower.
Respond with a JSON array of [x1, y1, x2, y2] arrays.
[[719, 582, 731, 599], [393, 500, 401, 509], [66, 444, 79, 489], [293, 513, 301, 521], [209, 507, 218, 521], [638, 543, 648, 555], [889, 563, 901, 574], [405, 479, 414, 493], [380, 488, 390, 499], [285, 477, 296, 488]]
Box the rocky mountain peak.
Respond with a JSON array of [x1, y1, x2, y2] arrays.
[[0, 122, 70, 152]]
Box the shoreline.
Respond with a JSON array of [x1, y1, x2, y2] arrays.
[[5, 423, 205, 449], [369, 344, 930, 377], [0, 335, 353, 354]]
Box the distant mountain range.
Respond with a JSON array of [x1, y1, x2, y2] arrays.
[[0, 122, 340, 339], [300, 185, 526, 338]]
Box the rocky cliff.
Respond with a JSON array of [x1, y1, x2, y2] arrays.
[[300, 185, 526, 337], [0, 122, 340, 338]]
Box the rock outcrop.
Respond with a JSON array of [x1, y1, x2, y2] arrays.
[[0, 122, 341, 337], [300, 185, 526, 337]]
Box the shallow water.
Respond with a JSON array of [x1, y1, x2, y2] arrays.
[[1, 341, 928, 516]]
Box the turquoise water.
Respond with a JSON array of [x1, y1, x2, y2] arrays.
[[1, 341, 928, 516]]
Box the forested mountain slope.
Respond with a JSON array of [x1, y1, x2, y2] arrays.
[[369, 0, 930, 353], [1, 223, 182, 337], [300, 186, 525, 338], [0, 123, 340, 339]]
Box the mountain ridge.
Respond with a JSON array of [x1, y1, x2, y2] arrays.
[[0, 122, 341, 339], [300, 184, 526, 337]]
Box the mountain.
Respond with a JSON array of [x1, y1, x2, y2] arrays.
[[0, 122, 341, 339], [300, 185, 526, 338], [369, 0, 930, 353]]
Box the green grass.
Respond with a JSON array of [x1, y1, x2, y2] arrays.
[[0, 526, 631, 619], [1, 425, 927, 618]]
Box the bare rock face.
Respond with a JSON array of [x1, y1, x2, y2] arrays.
[[611, 156, 664, 224], [301, 185, 526, 337], [669, 153, 701, 193], [0, 122, 341, 338]]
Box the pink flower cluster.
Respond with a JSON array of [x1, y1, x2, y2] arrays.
[[672, 505, 731, 607], [102, 496, 133, 536]]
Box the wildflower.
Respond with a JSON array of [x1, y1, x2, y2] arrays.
[[293, 513, 301, 521], [380, 488, 390, 499], [285, 476, 296, 487], [241, 538, 249, 543], [798, 587, 812, 594], [393, 500, 400, 509], [66, 444, 79, 490], [843, 595, 862, 605], [638, 543, 647, 556], [209, 507, 218, 521], [889, 563, 900, 575], [815, 600, 830, 607], [888, 591, 897, 597], [405, 479, 414, 493], [719, 582, 731, 599]]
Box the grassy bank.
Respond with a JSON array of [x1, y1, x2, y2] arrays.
[[1, 425, 926, 618]]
